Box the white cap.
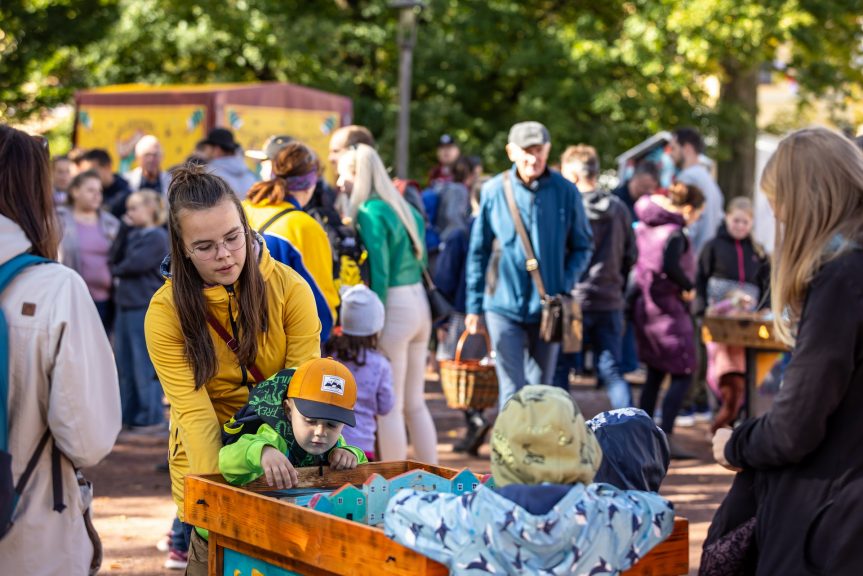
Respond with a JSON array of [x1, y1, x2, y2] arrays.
[[339, 285, 385, 336]]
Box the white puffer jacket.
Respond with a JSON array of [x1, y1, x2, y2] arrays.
[[0, 215, 121, 575]]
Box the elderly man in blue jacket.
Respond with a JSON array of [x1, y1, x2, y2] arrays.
[[465, 121, 593, 409]]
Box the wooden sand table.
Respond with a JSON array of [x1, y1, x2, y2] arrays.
[[186, 461, 689, 576]]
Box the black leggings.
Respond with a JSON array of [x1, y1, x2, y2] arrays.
[[639, 366, 692, 435]]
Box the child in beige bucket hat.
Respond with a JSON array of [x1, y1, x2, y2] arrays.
[[385, 385, 675, 575]]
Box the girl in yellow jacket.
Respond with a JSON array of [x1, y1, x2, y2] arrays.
[[144, 166, 321, 574], [243, 141, 340, 332]]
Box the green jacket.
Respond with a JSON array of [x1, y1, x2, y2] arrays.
[[356, 197, 427, 306], [219, 423, 368, 486]]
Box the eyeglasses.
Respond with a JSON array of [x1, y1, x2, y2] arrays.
[[187, 231, 247, 261]]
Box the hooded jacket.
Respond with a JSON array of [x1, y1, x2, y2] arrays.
[[466, 167, 593, 323], [0, 216, 121, 575], [385, 481, 674, 575], [243, 198, 340, 328], [587, 408, 670, 493], [219, 371, 367, 486], [573, 189, 637, 312], [208, 156, 258, 200], [632, 196, 697, 375], [144, 237, 321, 522]]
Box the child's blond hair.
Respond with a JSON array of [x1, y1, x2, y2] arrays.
[[129, 188, 167, 226], [727, 196, 753, 216]]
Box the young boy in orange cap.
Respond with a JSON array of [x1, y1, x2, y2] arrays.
[[219, 358, 368, 488]]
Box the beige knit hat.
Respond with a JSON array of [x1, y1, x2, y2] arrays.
[[490, 385, 602, 487]]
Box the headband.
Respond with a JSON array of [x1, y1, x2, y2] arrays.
[[277, 169, 318, 192]]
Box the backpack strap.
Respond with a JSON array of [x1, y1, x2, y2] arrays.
[[258, 207, 295, 235], [205, 314, 266, 384], [0, 254, 63, 522], [0, 254, 51, 451]]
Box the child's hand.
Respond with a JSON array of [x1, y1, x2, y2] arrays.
[[260, 446, 298, 489], [682, 289, 696, 302], [329, 448, 358, 471]]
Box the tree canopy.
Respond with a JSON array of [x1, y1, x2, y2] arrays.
[[3, 0, 862, 187]]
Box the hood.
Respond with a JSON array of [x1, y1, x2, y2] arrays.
[[210, 155, 253, 177], [0, 215, 34, 266], [481, 484, 597, 568], [160, 231, 267, 280], [247, 369, 296, 436], [587, 408, 670, 492], [634, 195, 685, 228], [582, 189, 615, 221]]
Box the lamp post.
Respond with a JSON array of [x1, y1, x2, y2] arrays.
[[391, 0, 424, 180]]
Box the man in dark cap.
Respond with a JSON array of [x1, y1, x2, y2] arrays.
[[199, 127, 258, 199], [465, 121, 593, 409], [427, 133, 461, 187]]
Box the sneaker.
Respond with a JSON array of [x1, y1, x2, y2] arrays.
[[156, 532, 171, 553], [694, 409, 714, 423], [675, 409, 696, 428], [164, 549, 188, 570]]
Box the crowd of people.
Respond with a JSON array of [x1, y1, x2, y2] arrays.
[[0, 116, 861, 576]]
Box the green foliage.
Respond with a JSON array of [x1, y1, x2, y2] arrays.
[[0, 0, 121, 120], [4, 0, 863, 180]]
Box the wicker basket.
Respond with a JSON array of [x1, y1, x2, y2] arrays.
[[439, 330, 498, 410]]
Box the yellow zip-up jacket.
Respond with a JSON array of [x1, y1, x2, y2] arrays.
[[243, 200, 339, 323], [144, 242, 321, 521]]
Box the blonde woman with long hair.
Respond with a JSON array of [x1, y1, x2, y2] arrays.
[[707, 127, 863, 575], [337, 144, 437, 464]]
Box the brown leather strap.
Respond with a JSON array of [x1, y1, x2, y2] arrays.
[[502, 172, 547, 298], [206, 314, 266, 384]]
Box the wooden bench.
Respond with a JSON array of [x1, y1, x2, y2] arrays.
[[186, 463, 689, 576]]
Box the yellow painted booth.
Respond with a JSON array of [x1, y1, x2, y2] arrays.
[[73, 82, 353, 182]]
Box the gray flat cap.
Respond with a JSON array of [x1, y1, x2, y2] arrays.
[[508, 121, 550, 148]]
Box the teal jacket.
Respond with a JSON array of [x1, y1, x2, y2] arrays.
[[219, 423, 367, 486], [466, 167, 593, 323], [356, 196, 427, 306]]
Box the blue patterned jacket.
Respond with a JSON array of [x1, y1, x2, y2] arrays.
[[385, 482, 674, 575]]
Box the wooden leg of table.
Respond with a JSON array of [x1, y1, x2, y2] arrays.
[[208, 534, 223, 576]]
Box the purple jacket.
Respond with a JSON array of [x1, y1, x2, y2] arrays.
[[632, 196, 696, 375], [334, 350, 395, 453]]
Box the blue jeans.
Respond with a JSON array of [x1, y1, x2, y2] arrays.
[[554, 310, 632, 409], [115, 306, 164, 427], [484, 311, 561, 410]]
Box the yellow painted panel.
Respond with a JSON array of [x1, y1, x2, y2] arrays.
[[225, 105, 341, 182], [75, 105, 207, 170]]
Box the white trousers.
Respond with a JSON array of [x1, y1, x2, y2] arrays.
[[376, 283, 438, 463]]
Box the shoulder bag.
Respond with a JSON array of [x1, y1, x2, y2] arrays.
[[502, 173, 582, 354]]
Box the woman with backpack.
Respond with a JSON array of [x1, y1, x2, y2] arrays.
[[336, 143, 437, 464], [0, 126, 121, 575], [145, 166, 321, 575], [243, 141, 339, 341]]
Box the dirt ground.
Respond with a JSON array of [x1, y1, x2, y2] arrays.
[[87, 378, 732, 575]]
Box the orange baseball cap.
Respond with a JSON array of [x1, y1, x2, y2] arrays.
[[287, 358, 357, 427]]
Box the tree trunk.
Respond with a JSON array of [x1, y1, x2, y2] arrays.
[[717, 62, 759, 200]]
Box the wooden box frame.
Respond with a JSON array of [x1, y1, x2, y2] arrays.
[[185, 461, 689, 576]]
